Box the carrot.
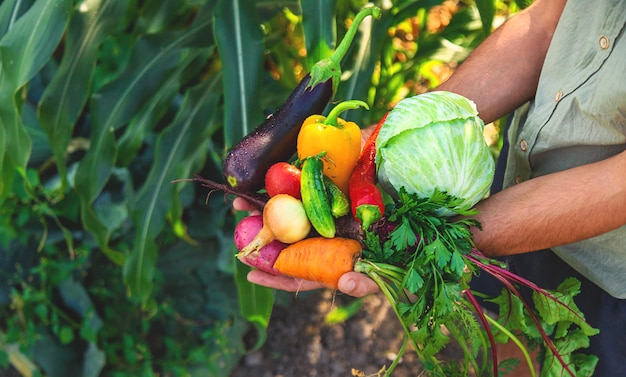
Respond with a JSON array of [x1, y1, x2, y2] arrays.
[[272, 237, 361, 289]]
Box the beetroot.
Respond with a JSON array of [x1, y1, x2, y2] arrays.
[[234, 215, 286, 275]]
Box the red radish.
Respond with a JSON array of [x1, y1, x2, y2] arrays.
[[265, 162, 302, 199], [238, 242, 285, 275], [234, 215, 285, 275], [234, 215, 264, 250]]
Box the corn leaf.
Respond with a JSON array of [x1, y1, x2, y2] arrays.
[[124, 75, 221, 305], [136, 0, 189, 34], [0, 0, 71, 90], [74, 16, 214, 261], [214, 0, 265, 148], [474, 0, 495, 37], [300, 0, 336, 69], [117, 49, 212, 166], [0, 0, 30, 39], [38, 0, 126, 192], [117, 0, 218, 166], [0, 112, 4, 197], [0, 0, 71, 195]]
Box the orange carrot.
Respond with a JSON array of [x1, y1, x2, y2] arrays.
[[273, 237, 361, 289]]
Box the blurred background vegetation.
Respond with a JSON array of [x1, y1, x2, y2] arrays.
[[0, 0, 525, 376]]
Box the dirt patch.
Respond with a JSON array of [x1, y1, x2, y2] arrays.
[[230, 289, 466, 377]]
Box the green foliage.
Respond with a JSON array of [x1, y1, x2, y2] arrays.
[[0, 0, 515, 375], [363, 189, 481, 374], [358, 188, 598, 376], [488, 278, 599, 377], [324, 298, 363, 325]]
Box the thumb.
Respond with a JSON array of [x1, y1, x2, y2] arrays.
[[338, 272, 379, 297]]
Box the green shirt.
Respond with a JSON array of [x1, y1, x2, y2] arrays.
[[504, 0, 626, 298]]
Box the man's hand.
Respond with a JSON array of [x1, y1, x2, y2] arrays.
[[233, 196, 261, 214], [247, 269, 379, 297], [234, 195, 379, 297]]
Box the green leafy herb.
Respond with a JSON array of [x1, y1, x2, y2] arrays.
[[357, 189, 484, 375], [355, 188, 598, 377]]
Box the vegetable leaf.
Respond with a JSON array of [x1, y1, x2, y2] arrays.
[[390, 216, 417, 251], [403, 267, 424, 292], [359, 186, 598, 376], [533, 278, 599, 337], [364, 188, 480, 368]]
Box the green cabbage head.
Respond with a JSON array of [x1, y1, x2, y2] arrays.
[[375, 91, 495, 215]]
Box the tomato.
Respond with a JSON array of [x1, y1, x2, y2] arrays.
[[264, 162, 302, 199]]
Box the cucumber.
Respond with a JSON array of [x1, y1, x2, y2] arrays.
[[300, 157, 335, 238], [324, 177, 350, 218]]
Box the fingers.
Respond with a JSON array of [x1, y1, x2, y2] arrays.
[[247, 270, 327, 292], [233, 197, 261, 214], [247, 270, 380, 297], [338, 272, 380, 297], [360, 124, 376, 148]]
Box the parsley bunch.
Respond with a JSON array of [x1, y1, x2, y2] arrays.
[[354, 188, 599, 377], [357, 189, 485, 375]]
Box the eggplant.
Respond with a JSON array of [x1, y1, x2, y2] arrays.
[[222, 6, 381, 196], [223, 74, 332, 195]]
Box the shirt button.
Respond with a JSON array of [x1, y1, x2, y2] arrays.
[[515, 176, 523, 184], [599, 36, 610, 49], [520, 139, 529, 151], [555, 90, 563, 102]]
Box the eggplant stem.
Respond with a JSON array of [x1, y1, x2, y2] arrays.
[[307, 6, 381, 92]]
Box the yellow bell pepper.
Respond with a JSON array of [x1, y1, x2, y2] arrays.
[[296, 100, 367, 194]]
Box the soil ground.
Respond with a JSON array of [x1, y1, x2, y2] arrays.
[[229, 289, 467, 377]]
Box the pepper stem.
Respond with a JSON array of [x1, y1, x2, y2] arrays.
[[324, 99, 369, 127], [307, 6, 382, 93], [356, 204, 382, 230]]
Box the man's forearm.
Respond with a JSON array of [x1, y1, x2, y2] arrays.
[[437, 0, 566, 123], [471, 150, 626, 257]]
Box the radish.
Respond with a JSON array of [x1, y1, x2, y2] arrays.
[[239, 194, 311, 256], [234, 215, 285, 275], [233, 215, 265, 250], [265, 162, 302, 199]]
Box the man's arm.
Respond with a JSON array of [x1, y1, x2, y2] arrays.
[[438, 0, 566, 123], [472, 150, 626, 256], [438, 0, 626, 256]]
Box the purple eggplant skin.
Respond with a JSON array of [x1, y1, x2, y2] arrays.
[[222, 73, 333, 195]]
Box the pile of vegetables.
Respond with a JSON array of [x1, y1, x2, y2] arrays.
[[187, 7, 599, 376]]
